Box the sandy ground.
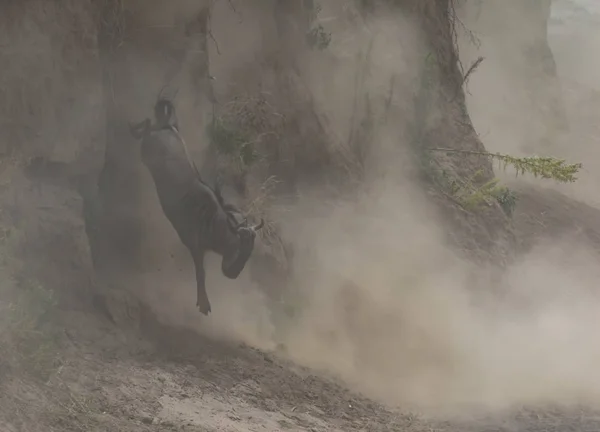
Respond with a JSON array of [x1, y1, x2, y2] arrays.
[[3, 175, 600, 431], [3, 300, 600, 432]]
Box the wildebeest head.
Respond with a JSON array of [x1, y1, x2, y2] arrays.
[[213, 181, 264, 233], [219, 213, 264, 280], [214, 182, 265, 279]]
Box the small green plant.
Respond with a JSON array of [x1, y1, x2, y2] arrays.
[[208, 118, 259, 167], [490, 184, 518, 216], [432, 167, 516, 215], [420, 148, 582, 216], [428, 148, 582, 183], [461, 178, 518, 216]]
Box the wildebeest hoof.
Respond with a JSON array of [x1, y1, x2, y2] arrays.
[[197, 302, 211, 315]]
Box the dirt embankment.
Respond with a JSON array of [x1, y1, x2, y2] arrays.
[[457, 0, 568, 156], [3, 1, 600, 431]]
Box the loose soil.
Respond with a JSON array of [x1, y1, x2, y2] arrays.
[[3, 291, 600, 432]]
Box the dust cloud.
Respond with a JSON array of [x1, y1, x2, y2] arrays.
[[457, 0, 600, 208], [132, 0, 600, 417], [274, 186, 600, 412]]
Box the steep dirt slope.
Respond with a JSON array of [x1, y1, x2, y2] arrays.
[[5, 306, 600, 432], [5, 176, 600, 432], [457, 0, 569, 156], [511, 182, 600, 254]]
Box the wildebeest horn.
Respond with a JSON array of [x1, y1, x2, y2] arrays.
[[252, 218, 265, 231]]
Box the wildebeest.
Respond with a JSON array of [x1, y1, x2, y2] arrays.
[[129, 98, 263, 315]]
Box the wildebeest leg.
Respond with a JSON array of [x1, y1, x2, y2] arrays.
[[193, 251, 211, 315]]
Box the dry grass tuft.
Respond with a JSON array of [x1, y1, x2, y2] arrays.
[[209, 92, 286, 181], [243, 175, 291, 271], [208, 90, 292, 268]]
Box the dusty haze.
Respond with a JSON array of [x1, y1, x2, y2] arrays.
[[3, 1, 600, 430], [127, 0, 600, 415]]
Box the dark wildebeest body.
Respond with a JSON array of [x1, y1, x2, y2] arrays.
[[130, 99, 262, 315]]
